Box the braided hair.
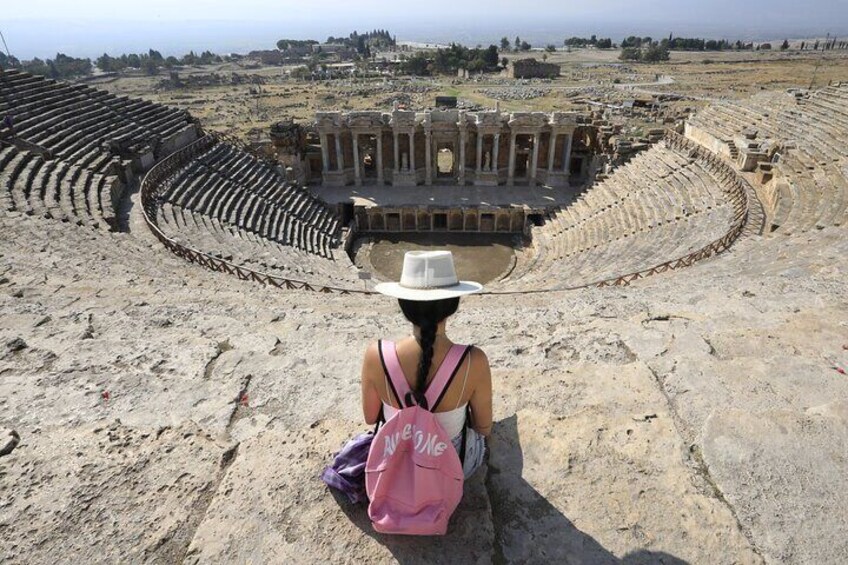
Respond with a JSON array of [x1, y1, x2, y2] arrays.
[[398, 297, 460, 394]]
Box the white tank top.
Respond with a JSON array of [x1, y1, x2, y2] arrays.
[[381, 346, 472, 439], [382, 402, 467, 439]]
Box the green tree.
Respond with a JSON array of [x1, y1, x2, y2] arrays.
[[514, 36, 521, 52], [484, 45, 499, 67], [500, 37, 510, 51], [619, 47, 641, 61], [96, 53, 115, 72], [642, 43, 670, 62], [0, 52, 20, 68], [143, 58, 159, 75], [781, 39, 789, 50], [401, 52, 430, 75], [545, 44, 556, 53]]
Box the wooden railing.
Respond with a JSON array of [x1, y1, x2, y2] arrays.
[[488, 132, 754, 294], [140, 132, 371, 295], [141, 131, 753, 296]]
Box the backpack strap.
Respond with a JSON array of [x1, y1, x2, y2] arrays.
[[425, 344, 472, 412], [459, 405, 471, 466], [378, 340, 410, 408]]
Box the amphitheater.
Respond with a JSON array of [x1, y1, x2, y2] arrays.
[[0, 66, 846, 564]]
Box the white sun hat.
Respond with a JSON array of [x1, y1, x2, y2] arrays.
[[374, 250, 483, 301]]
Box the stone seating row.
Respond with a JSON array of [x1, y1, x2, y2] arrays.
[[688, 100, 774, 141], [159, 140, 341, 258], [771, 156, 848, 232], [2, 70, 190, 150], [195, 143, 339, 235], [757, 90, 847, 231], [22, 97, 188, 162], [498, 141, 740, 290], [0, 144, 119, 229], [165, 147, 337, 238], [547, 143, 726, 246], [686, 85, 848, 234], [156, 202, 357, 286], [510, 208, 734, 290], [1, 69, 193, 182], [162, 162, 334, 257]]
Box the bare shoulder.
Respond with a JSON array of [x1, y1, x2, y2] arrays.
[[465, 346, 491, 386], [468, 345, 490, 368], [364, 340, 380, 360], [361, 341, 382, 379]]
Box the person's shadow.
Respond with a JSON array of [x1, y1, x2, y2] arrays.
[[333, 415, 689, 564]]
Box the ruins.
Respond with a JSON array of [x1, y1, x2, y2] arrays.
[[312, 108, 578, 189], [1, 43, 847, 565], [508, 57, 561, 79]]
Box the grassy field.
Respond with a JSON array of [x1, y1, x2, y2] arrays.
[[86, 47, 848, 140]]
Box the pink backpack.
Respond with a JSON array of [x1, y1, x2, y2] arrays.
[[365, 340, 471, 535]]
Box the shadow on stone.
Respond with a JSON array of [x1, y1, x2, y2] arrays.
[[330, 458, 494, 564], [488, 414, 690, 564], [330, 415, 690, 564]]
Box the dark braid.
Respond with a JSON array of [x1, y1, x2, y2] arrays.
[[416, 316, 438, 393], [398, 297, 461, 397]]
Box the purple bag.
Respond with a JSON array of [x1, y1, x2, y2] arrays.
[[321, 431, 375, 503]]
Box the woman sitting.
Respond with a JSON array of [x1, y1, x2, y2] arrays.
[[360, 250, 492, 478]]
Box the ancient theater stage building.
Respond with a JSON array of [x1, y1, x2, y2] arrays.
[[311, 108, 580, 234]]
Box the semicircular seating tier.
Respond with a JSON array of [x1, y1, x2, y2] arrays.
[[0, 68, 198, 229], [685, 85, 848, 233], [150, 134, 358, 287], [498, 136, 747, 290]]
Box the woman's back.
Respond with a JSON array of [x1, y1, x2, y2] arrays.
[[362, 336, 492, 438]]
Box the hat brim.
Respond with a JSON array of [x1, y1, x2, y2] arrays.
[[374, 280, 483, 301]]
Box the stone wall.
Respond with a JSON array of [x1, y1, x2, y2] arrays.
[[509, 58, 561, 79], [314, 109, 582, 188], [355, 205, 526, 233]]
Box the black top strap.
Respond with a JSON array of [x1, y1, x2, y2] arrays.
[[377, 339, 402, 407], [430, 345, 472, 412]]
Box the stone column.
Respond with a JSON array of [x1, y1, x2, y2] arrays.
[[547, 132, 557, 173], [458, 129, 466, 185], [409, 130, 415, 175], [335, 133, 344, 172], [476, 133, 483, 174], [424, 130, 432, 186], [320, 133, 330, 173], [393, 132, 400, 173], [507, 132, 517, 186], [376, 132, 384, 185], [352, 133, 361, 186], [530, 131, 540, 184], [493, 133, 500, 181], [563, 133, 573, 174]]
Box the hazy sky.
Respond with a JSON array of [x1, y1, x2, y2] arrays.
[[4, 0, 847, 23], [4, 0, 848, 58]]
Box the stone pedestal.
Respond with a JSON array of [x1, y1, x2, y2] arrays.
[[321, 170, 350, 187], [391, 170, 417, 187], [474, 171, 500, 186], [541, 170, 570, 188]]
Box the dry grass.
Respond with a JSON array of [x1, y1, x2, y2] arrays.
[[85, 48, 848, 140]]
